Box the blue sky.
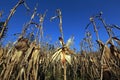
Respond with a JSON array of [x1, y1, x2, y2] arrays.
[[0, 0, 120, 50]]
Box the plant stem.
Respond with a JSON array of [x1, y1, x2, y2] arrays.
[[100, 45, 106, 80], [64, 63, 66, 80], [91, 20, 99, 41], [0, 0, 24, 40]]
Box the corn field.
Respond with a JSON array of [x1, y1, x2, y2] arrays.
[[0, 0, 120, 80]]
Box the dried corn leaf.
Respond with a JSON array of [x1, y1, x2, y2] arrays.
[[27, 59, 33, 79], [66, 36, 74, 48], [16, 67, 25, 80], [3, 62, 15, 80], [51, 48, 62, 62], [24, 46, 34, 61], [65, 54, 71, 65], [31, 49, 40, 65], [0, 48, 3, 58], [11, 50, 23, 62], [104, 45, 111, 60]]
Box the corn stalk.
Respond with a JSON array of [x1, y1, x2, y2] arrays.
[[0, 0, 28, 40], [37, 10, 47, 42], [50, 9, 64, 39]]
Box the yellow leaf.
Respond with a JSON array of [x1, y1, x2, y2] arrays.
[[65, 54, 71, 65], [51, 49, 62, 62]]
